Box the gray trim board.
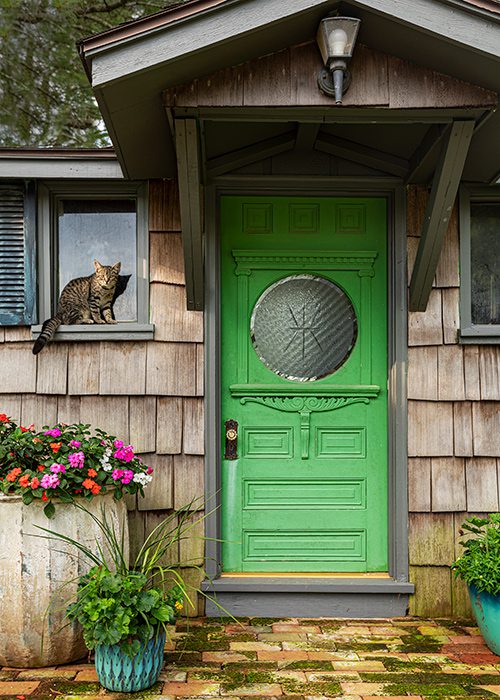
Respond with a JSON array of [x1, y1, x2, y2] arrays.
[[31, 323, 154, 342], [409, 120, 475, 311], [204, 592, 409, 618], [0, 157, 123, 180], [203, 176, 412, 616], [315, 132, 409, 177]]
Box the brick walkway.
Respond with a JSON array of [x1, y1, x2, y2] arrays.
[[2, 617, 500, 699]]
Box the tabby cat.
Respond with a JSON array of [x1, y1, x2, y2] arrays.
[[32, 260, 121, 354]]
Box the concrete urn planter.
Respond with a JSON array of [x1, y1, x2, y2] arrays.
[[0, 492, 129, 668]]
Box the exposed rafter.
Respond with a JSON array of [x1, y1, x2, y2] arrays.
[[409, 120, 475, 311], [175, 118, 204, 311], [315, 132, 408, 177], [206, 132, 296, 177]]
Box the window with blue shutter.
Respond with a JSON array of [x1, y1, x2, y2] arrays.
[[0, 182, 36, 325]]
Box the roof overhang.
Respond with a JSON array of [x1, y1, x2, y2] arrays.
[[79, 0, 500, 181], [0, 148, 124, 179]]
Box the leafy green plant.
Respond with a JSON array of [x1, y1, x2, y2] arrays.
[[452, 514, 500, 596], [37, 499, 209, 656]]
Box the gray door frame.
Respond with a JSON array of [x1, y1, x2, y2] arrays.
[[203, 176, 413, 614]]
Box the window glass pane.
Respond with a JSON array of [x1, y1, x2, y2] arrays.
[[58, 199, 137, 321], [250, 275, 357, 381], [471, 203, 500, 325]]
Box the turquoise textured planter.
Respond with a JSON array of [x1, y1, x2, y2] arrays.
[[468, 585, 500, 656], [94, 630, 166, 692]]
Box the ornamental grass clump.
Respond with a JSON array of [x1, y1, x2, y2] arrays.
[[452, 514, 500, 596], [0, 414, 153, 518], [37, 503, 204, 657]]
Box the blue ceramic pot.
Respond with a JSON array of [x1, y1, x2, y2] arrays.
[[468, 585, 500, 655], [94, 629, 166, 692]]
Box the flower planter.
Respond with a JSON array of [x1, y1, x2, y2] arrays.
[[0, 492, 129, 668], [468, 585, 500, 655], [94, 630, 166, 692]]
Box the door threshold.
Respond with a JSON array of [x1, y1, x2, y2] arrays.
[[221, 572, 391, 579]]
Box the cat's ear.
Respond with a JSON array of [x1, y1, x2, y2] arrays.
[[112, 262, 121, 273], [94, 259, 103, 271]]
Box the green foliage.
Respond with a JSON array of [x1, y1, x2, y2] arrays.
[[452, 514, 500, 596], [0, 0, 187, 147], [39, 499, 210, 656]]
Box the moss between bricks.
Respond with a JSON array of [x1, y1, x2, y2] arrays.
[[358, 671, 500, 685], [393, 631, 444, 653], [382, 681, 491, 697]]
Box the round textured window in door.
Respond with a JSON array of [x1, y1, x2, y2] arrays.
[[250, 274, 358, 382]]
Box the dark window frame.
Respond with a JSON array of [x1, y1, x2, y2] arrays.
[[32, 180, 153, 342], [459, 186, 500, 344]]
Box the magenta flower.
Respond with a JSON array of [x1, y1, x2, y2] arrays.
[[40, 473, 60, 489], [114, 439, 124, 449], [147, 467, 154, 475], [68, 451, 85, 468], [113, 444, 134, 462], [69, 440, 81, 448], [50, 463, 66, 474], [121, 469, 134, 485], [112, 469, 124, 481], [44, 428, 61, 438]]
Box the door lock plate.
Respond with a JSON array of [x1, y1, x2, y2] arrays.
[[224, 419, 238, 459]]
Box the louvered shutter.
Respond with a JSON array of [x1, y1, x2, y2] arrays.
[[0, 182, 36, 325]]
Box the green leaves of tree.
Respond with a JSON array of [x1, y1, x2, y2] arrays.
[[0, 0, 187, 147]]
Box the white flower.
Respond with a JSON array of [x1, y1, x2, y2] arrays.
[[132, 472, 152, 486]]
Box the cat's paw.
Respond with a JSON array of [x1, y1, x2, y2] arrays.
[[94, 319, 106, 324], [106, 319, 118, 324]]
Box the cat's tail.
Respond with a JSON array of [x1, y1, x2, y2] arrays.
[[32, 316, 61, 354]]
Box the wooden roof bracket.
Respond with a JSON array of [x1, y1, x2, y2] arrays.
[[409, 120, 475, 312], [174, 117, 204, 311]]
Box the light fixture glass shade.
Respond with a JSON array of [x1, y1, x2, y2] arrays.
[[316, 16, 361, 62]]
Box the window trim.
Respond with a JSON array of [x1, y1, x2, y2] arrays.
[[459, 185, 500, 344], [32, 180, 153, 342]]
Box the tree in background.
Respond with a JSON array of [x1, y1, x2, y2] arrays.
[[0, 0, 185, 148]]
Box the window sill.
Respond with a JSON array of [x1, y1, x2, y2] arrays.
[[459, 327, 500, 344], [31, 323, 154, 342]]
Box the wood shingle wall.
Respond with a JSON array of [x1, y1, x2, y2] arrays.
[[407, 185, 500, 617], [0, 180, 205, 615]]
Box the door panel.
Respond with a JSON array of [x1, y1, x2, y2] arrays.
[[220, 196, 387, 573]]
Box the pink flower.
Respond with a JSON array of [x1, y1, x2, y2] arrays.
[[147, 467, 154, 475], [114, 439, 124, 449], [112, 469, 124, 481], [113, 445, 134, 462], [44, 428, 61, 438], [70, 440, 81, 448], [40, 473, 60, 489], [50, 463, 66, 474], [68, 451, 85, 468], [121, 469, 134, 485]]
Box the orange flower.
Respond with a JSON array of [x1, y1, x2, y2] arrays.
[[18, 475, 30, 488], [33, 437, 41, 444], [87, 468, 97, 478], [82, 478, 96, 490], [6, 468, 22, 482], [50, 442, 62, 453], [30, 477, 40, 489], [91, 484, 101, 495], [37, 465, 45, 472], [41, 491, 48, 502], [0, 414, 8, 422]]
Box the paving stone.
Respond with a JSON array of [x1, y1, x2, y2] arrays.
[[257, 651, 308, 662], [479, 687, 500, 696], [160, 671, 189, 681], [340, 681, 385, 694], [362, 697, 423, 699], [74, 669, 99, 681], [368, 626, 410, 636], [231, 642, 281, 651], [203, 652, 254, 663], [258, 634, 308, 642], [449, 634, 488, 645], [162, 681, 220, 696], [0, 680, 40, 694], [305, 671, 362, 681], [336, 626, 372, 635], [17, 668, 76, 679], [332, 661, 386, 672], [270, 671, 307, 682], [272, 625, 321, 634], [220, 683, 282, 696], [418, 625, 451, 636], [441, 663, 499, 674]]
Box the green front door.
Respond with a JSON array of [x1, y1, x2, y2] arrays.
[[220, 196, 387, 573]]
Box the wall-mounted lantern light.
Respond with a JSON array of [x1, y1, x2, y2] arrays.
[[317, 16, 361, 104]]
